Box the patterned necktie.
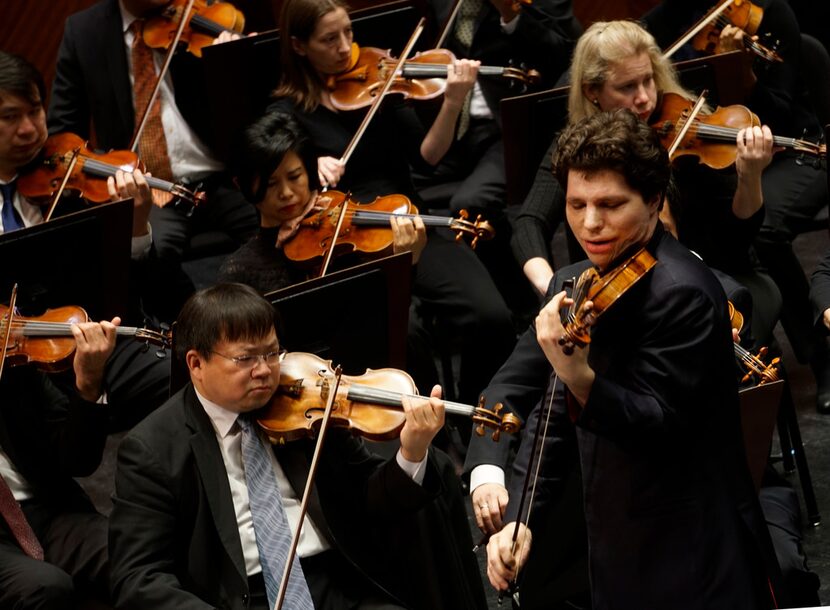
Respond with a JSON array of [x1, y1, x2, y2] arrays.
[[0, 472, 43, 560], [130, 20, 174, 205], [1, 183, 25, 232], [238, 417, 314, 610], [453, 0, 483, 139]]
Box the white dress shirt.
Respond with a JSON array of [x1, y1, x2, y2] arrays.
[[0, 448, 34, 502], [196, 388, 429, 576], [118, 1, 224, 181]]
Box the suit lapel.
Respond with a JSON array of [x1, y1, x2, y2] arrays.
[[185, 388, 248, 584], [103, 0, 137, 138]]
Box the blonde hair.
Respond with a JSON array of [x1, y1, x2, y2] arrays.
[[273, 0, 350, 112], [568, 20, 691, 123]]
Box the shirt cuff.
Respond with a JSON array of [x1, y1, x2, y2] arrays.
[[500, 13, 520, 33], [131, 224, 153, 260], [396, 449, 428, 485], [469, 464, 506, 495]]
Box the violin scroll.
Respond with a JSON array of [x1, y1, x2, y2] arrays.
[[473, 398, 521, 441], [559, 248, 658, 354], [450, 210, 495, 249]]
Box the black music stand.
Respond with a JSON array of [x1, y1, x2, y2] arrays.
[[202, 0, 422, 161], [0, 199, 132, 321], [266, 252, 412, 375], [739, 380, 785, 492]]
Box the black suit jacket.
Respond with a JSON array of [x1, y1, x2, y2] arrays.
[[108, 383, 469, 610], [427, 0, 574, 113], [0, 366, 108, 514], [474, 227, 784, 608], [48, 0, 214, 151]]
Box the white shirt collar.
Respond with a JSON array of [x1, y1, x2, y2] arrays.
[[194, 387, 241, 439], [118, 0, 140, 34]]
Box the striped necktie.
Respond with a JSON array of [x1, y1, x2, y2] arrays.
[[238, 417, 314, 610]]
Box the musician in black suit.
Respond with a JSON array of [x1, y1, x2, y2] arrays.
[[483, 110, 784, 608], [108, 283, 484, 610], [0, 310, 120, 609], [48, 0, 257, 280]]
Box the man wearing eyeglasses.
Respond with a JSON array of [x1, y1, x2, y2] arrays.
[[108, 282, 454, 610]]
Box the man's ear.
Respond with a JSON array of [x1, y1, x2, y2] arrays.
[[186, 349, 206, 382]]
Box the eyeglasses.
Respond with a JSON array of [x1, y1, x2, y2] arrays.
[[210, 348, 287, 370]]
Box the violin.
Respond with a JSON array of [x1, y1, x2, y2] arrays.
[[282, 190, 494, 267], [664, 0, 782, 63], [0, 304, 170, 373], [652, 92, 825, 170], [559, 247, 658, 353], [17, 133, 204, 208], [142, 0, 245, 58], [329, 44, 540, 111], [728, 301, 781, 385], [692, 0, 781, 63], [257, 351, 521, 444]]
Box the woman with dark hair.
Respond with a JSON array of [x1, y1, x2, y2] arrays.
[[219, 110, 426, 294]]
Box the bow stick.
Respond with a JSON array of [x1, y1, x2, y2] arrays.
[[0, 284, 19, 384], [130, 0, 196, 152], [274, 365, 343, 610], [663, 0, 735, 59]]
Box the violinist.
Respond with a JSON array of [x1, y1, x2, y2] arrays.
[[0, 51, 152, 245], [107, 282, 476, 610], [48, 0, 258, 281], [271, 0, 517, 408], [0, 239, 121, 605], [415, 0, 577, 219], [510, 20, 780, 347], [642, 0, 830, 414], [218, 110, 426, 295], [484, 109, 784, 608], [0, 50, 171, 431]]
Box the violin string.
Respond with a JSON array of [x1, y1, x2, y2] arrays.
[[82, 158, 175, 192], [0, 320, 141, 335], [691, 122, 808, 151], [345, 383, 475, 416], [395, 63, 506, 78], [327, 208, 456, 227]]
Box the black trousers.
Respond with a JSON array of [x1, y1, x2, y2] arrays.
[[148, 172, 258, 262], [0, 500, 109, 610], [413, 228, 516, 406], [755, 155, 828, 362], [247, 550, 406, 610]]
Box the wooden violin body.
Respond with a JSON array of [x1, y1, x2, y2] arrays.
[[561, 248, 658, 351], [0, 305, 86, 372], [652, 93, 825, 169], [143, 0, 245, 58], [17, 133, 203, 207], [259, 352, 520, 445], [282, 190, 494, 268], [664, 0, 781, 63], [329, 45, 539, 111], [0, 304, 171, 373]]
